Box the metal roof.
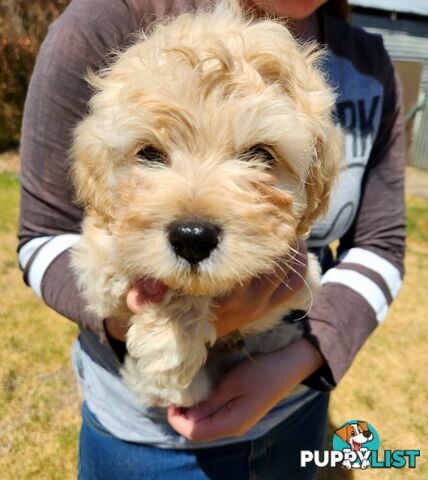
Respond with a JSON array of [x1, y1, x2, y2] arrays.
[[349, 0, 428, 17], [364, 26, 428, 90], [364, 27, 428, 62], [351, 5, 428, 90]]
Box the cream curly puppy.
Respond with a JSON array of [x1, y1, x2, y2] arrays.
[[71, 0, 342, 407]]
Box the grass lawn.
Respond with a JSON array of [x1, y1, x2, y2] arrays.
[[0, 158, 427, 479], [0, 171, 80, 479]]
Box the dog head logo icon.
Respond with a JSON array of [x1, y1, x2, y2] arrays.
[[333, 420, 379, 470], [335, 421, 374, 452]]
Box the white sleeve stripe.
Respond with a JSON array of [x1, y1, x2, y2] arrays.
[[27, 234, 81, 298], [339, 247, 402, 298], [321, 268, 389, 323], [18, 236, 53, 270]]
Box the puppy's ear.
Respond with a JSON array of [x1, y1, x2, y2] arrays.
[[70, 119, 115, 226], [358, 421, 369, 432], [297, 122, 342, 236], [335, 424, 351, 443]]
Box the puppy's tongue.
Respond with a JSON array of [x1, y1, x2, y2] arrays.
[[127, 277, 168, 313]]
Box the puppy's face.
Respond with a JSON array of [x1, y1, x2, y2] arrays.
[[72, 3, 341, 295]]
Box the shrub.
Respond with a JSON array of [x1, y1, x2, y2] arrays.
[[0, 0, 69, 151]]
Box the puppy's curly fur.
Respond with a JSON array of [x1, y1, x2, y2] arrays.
[[71, 0, 342, 407]]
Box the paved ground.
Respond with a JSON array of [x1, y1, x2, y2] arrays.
[[0, 151, 19, 173], [406, 165, 428, 198]]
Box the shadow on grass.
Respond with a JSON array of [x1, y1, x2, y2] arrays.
[[317, 417, 354, 480]]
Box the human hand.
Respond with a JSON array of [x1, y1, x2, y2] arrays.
[[167, 338, 323, 441], [213, 241, 307, 337]]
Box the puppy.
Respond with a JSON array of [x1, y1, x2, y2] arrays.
[[71, 0, 342, 407]]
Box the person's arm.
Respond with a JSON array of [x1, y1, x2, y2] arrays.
[[303, 52, 406, 390], [18, 0, 146, 337]]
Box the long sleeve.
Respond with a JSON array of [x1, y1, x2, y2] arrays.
[[303, 46, 406, 390], [18, 0, 147, 336]]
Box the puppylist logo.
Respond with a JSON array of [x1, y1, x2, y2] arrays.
[[301, 420, 420, 470]]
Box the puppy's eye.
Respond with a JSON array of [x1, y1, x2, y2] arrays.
[[135, 146, 167, 164], [242, 145, 276, 166]]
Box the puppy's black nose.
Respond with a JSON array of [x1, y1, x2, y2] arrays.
[[363, 431, 372, 438], [168, 220, 221, 264]]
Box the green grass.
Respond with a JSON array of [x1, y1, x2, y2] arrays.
[[407, 196, 428, 243], [0, 172, 20, 232], [1, 169, 427, 479]]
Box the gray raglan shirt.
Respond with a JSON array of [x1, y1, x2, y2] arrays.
[[18, 0, 405, 448]]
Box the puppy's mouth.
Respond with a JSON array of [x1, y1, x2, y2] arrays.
[[128, 217, 288, 296], [163, 264, 226, 296]]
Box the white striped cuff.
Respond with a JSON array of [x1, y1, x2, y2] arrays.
[[321, 247, 403, 324], [321, 269, 389, 323], [19, 234, 81, 298], [339, 247, 402, 298], [18, 235, 53, 270]]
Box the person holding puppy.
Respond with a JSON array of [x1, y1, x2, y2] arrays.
[[18, 0, 405, 478]]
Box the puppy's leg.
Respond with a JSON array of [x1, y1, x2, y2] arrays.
[[122, 295, 217, 407]]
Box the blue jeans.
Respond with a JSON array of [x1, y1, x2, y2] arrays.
[[78, 393, 329, 480]]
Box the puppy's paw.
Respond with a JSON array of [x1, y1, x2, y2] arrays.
[[121, 355, 212, 407], [173, 368, 212, 407]]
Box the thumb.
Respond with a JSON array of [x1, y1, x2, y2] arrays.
[[127, 277, 168, 314]]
